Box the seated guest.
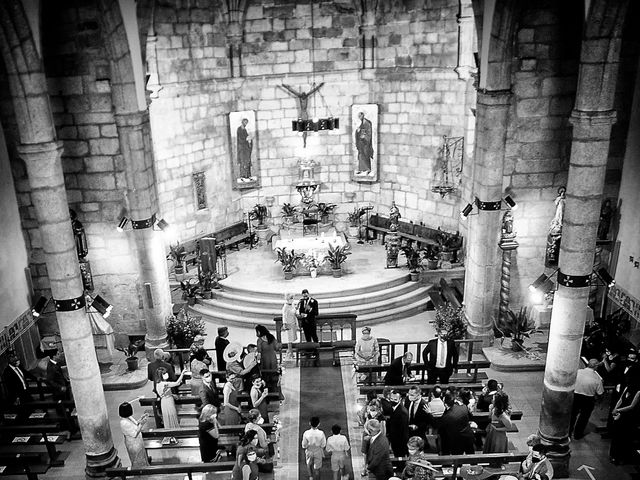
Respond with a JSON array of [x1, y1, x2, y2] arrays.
[[422, 331, 458, 384], [457, 388, 477, 413], [2, 352, 33, 406], [198, 404, 221, 462], [401, 436, 436, 480], [476, 379, 500, 411], [438, 392, 474, 455], [426, 386, 445, 419], [520, 444, 554, 480], [384, 352, 415, 385], [147, 348, 175, 384], [245, 409, 269, 449], [387, 389, 410, 457], [199, 368, 220, 412]]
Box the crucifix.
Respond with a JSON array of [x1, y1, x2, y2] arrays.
[[281, 82, 325, 147]]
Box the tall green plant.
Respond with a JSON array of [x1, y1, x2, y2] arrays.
[[166, 308, 205, 348], [434, 303, 467, 340], [274, 247, 305, 273], [324, 243, 351, 269], [494, 307, 535, 348]]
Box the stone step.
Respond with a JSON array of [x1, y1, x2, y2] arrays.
[[203, 280, 426, 311]]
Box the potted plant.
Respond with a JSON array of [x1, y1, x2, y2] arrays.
[[495, 307, 535, 351], [169, 242, 187, 275], [426, 245, 440, 270], [347, 207, 364, 238], [281, 203, 297, 225], [324, 243, 352, 278], [180, 278, 200, 305], [274, 247, 305, 280], [400, 244, 424, 281], [250, 204, 269, 228], [166, 308, 206, 348], [303, 251, 324, 279], [433, 303, 467, 341], [117, 342, 140, 371], [198, 271, 216, 299], [317, 202, 337, 224]]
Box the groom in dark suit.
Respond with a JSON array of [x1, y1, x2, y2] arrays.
[[296, 289, 319, 342], [422, 332, 458, 384]]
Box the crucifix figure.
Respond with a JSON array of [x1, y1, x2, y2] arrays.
[[281, 82, 324, 147]]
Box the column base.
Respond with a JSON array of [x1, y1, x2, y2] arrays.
[[85, 446, 120, 478], [538, 430, 571, 478]]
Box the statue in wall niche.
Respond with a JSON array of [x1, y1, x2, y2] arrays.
[[237, 118, 253, 179], [355, 111, 373, 174], [545, 186, 566, 267], [597, 198, 613, 240]]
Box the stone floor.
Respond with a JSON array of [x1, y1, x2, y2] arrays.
[[38, 244, 635, 480]]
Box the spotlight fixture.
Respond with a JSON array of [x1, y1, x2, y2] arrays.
[[117, 217, 129, 232], [530, 278, 555, 304], [91, 295, 113, 319], [31, 296, 50, 318], [156, 218, 170, 231], [503, 195, 517, 209], [528, 273, 550, 293], [460, 203, 474, 218], [595, 267, 615, 288]]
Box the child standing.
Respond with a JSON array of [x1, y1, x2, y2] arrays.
[[326, 424, 351, 480], [302, 416, 327, 480]]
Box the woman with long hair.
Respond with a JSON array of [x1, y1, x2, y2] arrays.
[[483, 391, 513, 454], [282, 293, 298, 359], [232, 445, 260, 480], [255, 324, 280, 392], [154, 367, 187, 432], [198, 404, 221, 462], [250, 374, 269, 421]]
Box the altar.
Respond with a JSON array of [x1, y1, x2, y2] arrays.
[[272, 231, 345, 253]]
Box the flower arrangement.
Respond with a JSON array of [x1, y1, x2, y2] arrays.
[[303, 250, 325, 272], [434, 303, 467, 341], [166, 308, 206, 348]]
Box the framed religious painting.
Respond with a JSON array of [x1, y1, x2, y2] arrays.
[[229, 110, 260, 190], [351, 103, 378, 183]]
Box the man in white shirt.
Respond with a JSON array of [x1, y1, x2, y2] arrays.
[[570, 358, 604, 439], [301, 416, 326, 480], [422, 332, 458, 384], [2, 353, 32, 406]]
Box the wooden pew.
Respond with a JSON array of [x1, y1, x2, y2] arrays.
[[359, 382, 486, 396], [2, 400, 79, 437], [356, 360, 491, 386], [107, 461, 240, 480], [0, 452, 50, 480], [0, 424, 69, 466], [377, 339, 484, 366]]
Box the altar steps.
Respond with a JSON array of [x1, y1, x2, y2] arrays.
[[189, 274, 429, 328]]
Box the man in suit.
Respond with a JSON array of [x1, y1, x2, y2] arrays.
[[215, 326, 230, 371], [404, 386, 432, 440], [422, 332, 459, 384], [438, 392, 475, 455], [2, 353, 32, 407], [364, 419, 393, 480], [45, 352, 70, 400], [384, 352, 414, 386], [147, 348, 176, 384], [386, 390, 410, 457], [296, 289, 319, 343], [198, 369, 220, 412]]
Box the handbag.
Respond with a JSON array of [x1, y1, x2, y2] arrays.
[[208, 418, 220, 439]]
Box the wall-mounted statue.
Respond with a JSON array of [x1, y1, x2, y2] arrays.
[[545, 186, 566, 267]]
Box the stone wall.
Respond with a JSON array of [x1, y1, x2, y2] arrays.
[[150, 0, 470, 242]]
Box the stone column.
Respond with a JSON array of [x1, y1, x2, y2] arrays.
[[115, 111, 171, 356], [19, 141, 119, 476], [463, 90, 511, 343], [538, 110, 616, 476]]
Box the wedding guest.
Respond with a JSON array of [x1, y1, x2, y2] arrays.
[[198, 404, 221, 462], [282, 293, 298, 359], [1, 352, 32, 406], [155, 367, 187, 431], [147, 348, 175, 384], [256, 325, 280, 392], [215, 327, 230, 371], [250, 374, 269, 421], [190, 348, 212, 395], [199, 368, 220, 412], [355, 326, 379, 382], [119, 402, 149, 467], [483, 391, 513, 454], [401, 436, 436, 480]]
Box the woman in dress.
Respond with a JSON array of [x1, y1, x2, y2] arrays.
[[282, 293, 298, 359], [609, 373, 640, 464], [198, 404, 221, 462], [232, 445, 260, 480], [235, 430, 263, 464], [155, 367, 187, 431], [221, 376, 242, 425], [118, 402, 149, 467], [255, 324, 280, 392], [355, 326, 378, 382], [483, 391, 513, 454], [401, 436, 435, 480], [360, 398, 387, 454], [250, 374, 270, 421]]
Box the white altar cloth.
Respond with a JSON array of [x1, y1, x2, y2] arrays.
[[272, 234, 345, 253]]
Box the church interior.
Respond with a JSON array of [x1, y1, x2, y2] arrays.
[[1, 0, 640, 479]]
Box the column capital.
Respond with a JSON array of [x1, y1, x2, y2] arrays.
[[569, 109, 617, 127], [114, 110, 149, 128], [476, 89, 512, 106]]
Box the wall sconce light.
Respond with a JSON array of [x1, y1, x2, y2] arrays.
[[90, 295, 113, 318], [460, 202, 474, 218], [594, 267, 615, 288], [156, 218, 170, 231], [117, 217, 129, 232], [31, 296, 51, 318], [503, 195, 517, 209]]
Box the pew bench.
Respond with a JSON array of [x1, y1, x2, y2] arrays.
[[107, 461, 240, 480], [356, 360, 490, 386], [0, 424, 70, 466], [391, 452, 529, 479], [2, 400, 79, 437], [0, 453, 50, 480], [359, 382, 485, 397]]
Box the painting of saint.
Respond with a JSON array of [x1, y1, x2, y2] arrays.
[[351, 104, 378, 182], [229, 110, 260, 190]]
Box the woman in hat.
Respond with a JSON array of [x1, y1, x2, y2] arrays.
[[282, 293, 298, 359], [355, 326, 379, 382]]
